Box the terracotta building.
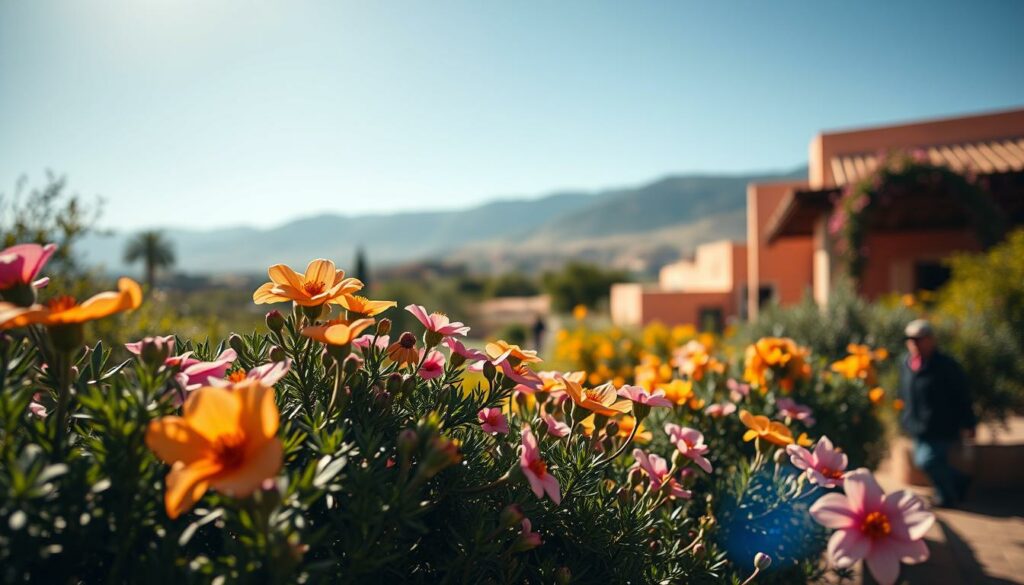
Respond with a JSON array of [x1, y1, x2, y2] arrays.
[[611, 107, 1024, 328]]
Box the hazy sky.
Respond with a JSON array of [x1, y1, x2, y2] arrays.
[[1, 1, 1022, 231]]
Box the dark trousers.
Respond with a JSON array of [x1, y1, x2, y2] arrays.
[[912, 439, 966, 506]]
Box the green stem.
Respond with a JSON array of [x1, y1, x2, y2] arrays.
[[52, 350, 74, 459]]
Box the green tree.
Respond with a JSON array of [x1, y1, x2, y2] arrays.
[[542, 261, 628, 312], [353, 246, 370, 291], [123, 230, 175, 291]]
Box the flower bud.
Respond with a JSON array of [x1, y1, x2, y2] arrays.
[[754, 552, 772, 570], [265, 310, 285, 333], [268, 345, 287, 363], [499, 504, 524, 529], [373, 387, 392, 409], [343, 354, 363, 376], [376, 318, 392, 336], [386, 372, 404, 395], [228, 333, 245, 355], [483, 360, 497, 380], [605, 420, 619, 438], [692, 543, 705, 557], [628, 467, 645, 489], [671, 450, 687, 469], [449, 352, 466, 369], [554, 567, 572, 585], [401, 374, 418, 398], [423, 329, 443, 349], [139, 336, 171, 367], [773, 448, 789, 465], [398, 429, 419, 461]]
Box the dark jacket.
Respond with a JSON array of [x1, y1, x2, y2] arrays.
[[899, 350, 976, 440]]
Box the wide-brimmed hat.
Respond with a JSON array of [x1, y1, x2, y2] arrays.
[[904, 319, 934, 339]]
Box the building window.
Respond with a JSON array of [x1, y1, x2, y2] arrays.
[[698, 307, 724, 333], [740, 284, 776, 319], [914, 261, 951, 292]]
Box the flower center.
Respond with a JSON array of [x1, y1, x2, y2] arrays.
[[46, 295, 78, 312], [584, 389, 603, 402], [212, 433, 247, 471], [528, 458, 547, 478], [227, 370, 247, 383], [398, 332, 417, 349], [861, 511, 892, 540], [302, 281, 326, 296], [820, 466, 844, 480]]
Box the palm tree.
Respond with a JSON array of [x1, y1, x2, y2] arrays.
[[124, 231, 175, 291]]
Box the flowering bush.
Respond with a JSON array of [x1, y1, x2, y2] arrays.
[[0, 247, 933, 584]]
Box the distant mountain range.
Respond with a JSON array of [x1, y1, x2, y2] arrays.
[[81, 167, 806, 276]]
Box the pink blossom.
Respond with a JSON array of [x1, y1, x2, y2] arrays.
[[173, 348, 238, 392], [631, 449, 691, 499], [776, 397, 816, 426], [417, 350, 446, 380], [404, 304, 470, 337], [28, 392, 47, 418], [519, 426, 560, 504], [616, 384, 673, 408], [705, 402, 737, 418], [0, 243, 57, 290], [477, 407, 509, 434], [493, 360, 543, 392], [664, 423, 713, 473], [726, 378, 750, 402], [786, 435, 848, 488], [540, 411, 570, 438], [810, 468, 933, 585], [210, 359, 292, 389], [513, 518, 542, 551], [353, 334, 389, 353], [444, 337, 488, 362], [125, 335, 176, 356]]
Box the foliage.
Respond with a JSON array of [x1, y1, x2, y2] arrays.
[[829, 150, 1005, 281], [484, 272, 540, 298], [542, 262, 627, 313], [0, 250, 896, 584]]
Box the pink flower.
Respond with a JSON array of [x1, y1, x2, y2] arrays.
[[776, 398, 816, 426], [417, 350, 446, 380], [405, 304, 470, 337], [631, 449, 691, 499], [478, 407, 509, 434], [705, 402, 737, 418], [0, 243, 57, 290], [512, 518, 542, 552], [810, 468, 933, 585], [353, 334, 389, 353], [726, 378, 750, 401], [616, 384, 673, 408], [540, 411, 570, 438], [210, 359, 292, 389], [125, 335, 176, 356], [786, 435, 848, 488], [444, 337, 488, 362], [469, 359, 543, 392], [519, 426, 560, 504], [28, 392, 47, 418], [664, 423, 713, 473], [173, 348, 238, 392]]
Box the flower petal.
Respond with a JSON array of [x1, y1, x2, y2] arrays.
[[164, 459, 219, 519], [267, 264, 305, 291], [828, 528, 870, 568], [183, 386, 242, 443], [210, 438, 283, 498], [146, 417, 212, 465], [865, 544, 902, 585], [843, 468, 884, 513], [810, 493, 859, 528], [302, 259, 336, 288]]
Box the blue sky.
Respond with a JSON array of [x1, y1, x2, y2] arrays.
[[1, 0, 1022, 230]]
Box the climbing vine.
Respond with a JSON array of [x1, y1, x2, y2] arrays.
[[828, 150, 1005, 280]]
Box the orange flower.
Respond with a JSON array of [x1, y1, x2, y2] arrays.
[[739, 409, 794, 446], [337, 295, 397, 317], [0, 277, 142, 329], [145, 380, 283, 519], [892, 399, 905, 411], [796, 432, 814, 447], [301, 318, 376, 346], [743, 337, 810, 390], [831, 344, 887, 386], [561, 377, 631, 417], [386, 332, 419, 366], [869, 387, 885, 405], [579, 414, 652, 443], [485, 340, 542, 364], [253, 259, 362, 307]]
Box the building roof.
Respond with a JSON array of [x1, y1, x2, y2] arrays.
[[829, 137, 1024, 186]]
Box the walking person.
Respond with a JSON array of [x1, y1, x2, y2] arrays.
[[898, 319, 976, 508]]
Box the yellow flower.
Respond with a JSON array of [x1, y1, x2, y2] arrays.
[[739, 409, 794, 446], [579, 414, 652, 443], [573, 304, 588, 320], [658, 379, 693, 405], [337, 295, 397, 317], [145, 381, 283, 519], [796, 432, 813, 447], [743, 337, 810, 390], [301, 318, 376, 346], [253, 259, 362, 307], [561, 377, 631, 417]]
